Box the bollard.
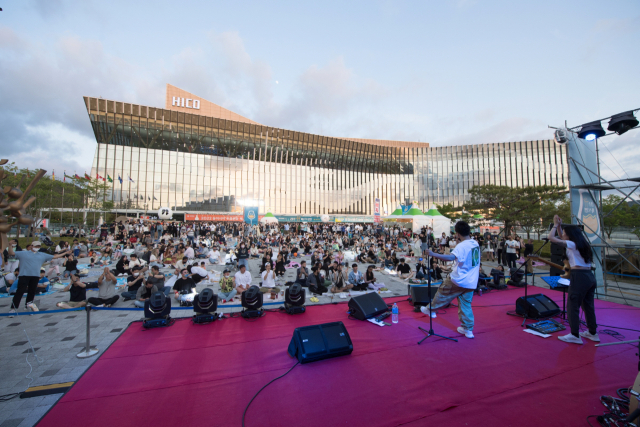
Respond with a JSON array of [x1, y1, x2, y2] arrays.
[[76, 305, 99, 359]]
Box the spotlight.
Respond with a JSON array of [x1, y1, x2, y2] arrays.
[[554, 129, 568, 145], [241, 285, 264, 318], [143, 292, 173, 328], [608, 111, 638, 135], [284, 282, 306, 314], [193, 288, 218, 324], [577, 121, 606, 141]]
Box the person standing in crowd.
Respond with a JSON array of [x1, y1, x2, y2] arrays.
[[3, 239, 21, 273], [236, 242, 249, 271], [7, 242, 70, 316], [421, 221, 480, 339], [87, 267, 119, 307], [505, 235, 518, 269], [548, 215, 599, 344]]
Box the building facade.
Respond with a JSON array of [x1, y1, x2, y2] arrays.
[[86, 84, 568, 217]]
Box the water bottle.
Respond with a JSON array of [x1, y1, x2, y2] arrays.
[[392, 303, 399, 324]]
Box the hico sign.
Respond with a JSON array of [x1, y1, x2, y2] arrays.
[[172, 97, 200, 110]]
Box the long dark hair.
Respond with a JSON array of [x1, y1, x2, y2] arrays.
[[563, 225, 592, 264]]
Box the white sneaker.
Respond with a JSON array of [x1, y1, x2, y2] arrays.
[[26, 302, 39, 312], [420, 306, 436, 318], [8, 308, 16, 318], [558, 333, 583, 344], [457, 326, 474, 339], [579, 331, 600, 342]]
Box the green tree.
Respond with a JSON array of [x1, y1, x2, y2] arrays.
[[467, 185, 567, 237], [602, 194, 640, 239]]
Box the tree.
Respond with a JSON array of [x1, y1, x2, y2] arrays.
[[601, 194, 640, 239], [467, 185, 567, 237]]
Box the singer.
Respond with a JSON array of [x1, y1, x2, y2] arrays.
[[547, 215, 599, 344], [420, 221, 481, 339]]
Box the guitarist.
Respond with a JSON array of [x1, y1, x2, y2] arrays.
[[548, 215, 599, 345]]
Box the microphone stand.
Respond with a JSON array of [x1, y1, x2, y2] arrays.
[[418, 248, 458, 344]]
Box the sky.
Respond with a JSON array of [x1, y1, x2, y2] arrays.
[[0, 0, 639, 183]]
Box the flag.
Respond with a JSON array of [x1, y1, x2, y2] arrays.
[[52, 170, 55, 181], [107, 175, 113, 183], [128, 175, 134, 183], [84, 173, 91, 180], [74, 174, 82, 179], [63, 171, 66, 182], [97, 174, 105, 181], [118, 175, 123, 184]]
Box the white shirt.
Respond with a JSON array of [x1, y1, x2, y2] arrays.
[[184, 247, 195, 259], [261, 270, 276, 288], [450, 239, 481, 289], [207, 249, 220, 260], [234, 270, 252, 287], [190, 266, 208, 278], [565, 240, 590, 268], [505, 240, 519, 254]]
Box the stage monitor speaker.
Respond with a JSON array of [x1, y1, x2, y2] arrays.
[[348, 292, 388, 320], [409, 286, 440, 307], [550, 254, 565, 276], [550, 242, 565, 256], [287, 321, 353, 364], [516, 293, 560, 319]]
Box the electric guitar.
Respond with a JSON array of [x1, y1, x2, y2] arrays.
[[526, 256, 571, 279]]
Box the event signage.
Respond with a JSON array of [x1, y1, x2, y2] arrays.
[[374, 198, 381, 223], [171, 97, 200, 109], [299, 216, 322, 223], [243, 207, 259, 225], [185, 214, 260, 222]]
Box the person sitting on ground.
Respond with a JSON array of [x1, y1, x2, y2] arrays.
[[87, 267, 119, 307], [56, 274, 87, 309], [429, 258, 445, 281], [274, 253, 286, 277], [122, 266, 148, 301], [218, 269, 237, 303], [128, 253, 143, 269], [175, 256, 189, 272], [306, 265, 328, 295], [234, 264, 252, 294], [364, 265, 377, 288], [36, 269, 50, 294], [208, 246, 221, 264], [347, 264, 367, 291], [63, 253, 79, 278], [0, 268, 19, 294], [114, 255, 129, 276], [330, 263, 353, 293], [295, 260, 309, 287], [173, 268, 197, 304], [134, 279, 158, 308], [415, 258, 429, 280], [260, 262, 280, 298], [398, 258, 414, 281], [188, 264, 209, 284], [147, 265, 170, 296]]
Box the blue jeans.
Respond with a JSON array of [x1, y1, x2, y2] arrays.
[[416, 270, 427, 280], [427, 278, 475, 331], [121, 291, 137, 300], [64, 269, 78, 278], [237, 258, 249, 269], [134, 300, 145, 308], [218, 290, 237, 300]]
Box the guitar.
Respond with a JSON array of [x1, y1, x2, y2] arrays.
[[526, 256, 571, 278]]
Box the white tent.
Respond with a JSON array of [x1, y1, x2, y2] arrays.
[[423, 206, 452, 237], [260, 212, 278, 224], [402, 204, 431, 233]]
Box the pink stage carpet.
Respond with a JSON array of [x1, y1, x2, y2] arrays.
[[37, 287, 640, 427]]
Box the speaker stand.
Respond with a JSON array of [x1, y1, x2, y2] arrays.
[[417, 251, 458, 345]]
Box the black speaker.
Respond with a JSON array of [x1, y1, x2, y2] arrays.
[[409, 286, 440, 307], [516, 293, 560, 319], [550, 242, 565, 256], [287, 321, 353, 364], [348, 292, 388, 320], [549, 254, 565, 277]]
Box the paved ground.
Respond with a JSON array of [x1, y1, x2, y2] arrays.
[[1, 254, 638, 427]]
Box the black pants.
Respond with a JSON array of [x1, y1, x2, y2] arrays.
[[87, 295, 120, 306], [12, 276, 39, 309], [568, 269, 597, 337], [507, 253, 517, 269]]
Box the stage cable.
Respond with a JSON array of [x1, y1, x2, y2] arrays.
[[242, 362, 299, 427]]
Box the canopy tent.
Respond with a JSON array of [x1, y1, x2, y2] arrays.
[[423, 206, 452, 237], [385, 206, 404, 219], [260, 212, 278, 224], [401, 204, 431, 233]]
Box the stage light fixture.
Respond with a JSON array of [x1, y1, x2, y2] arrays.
[[193, 288, 218, 324], [143, 292, 172, 328], [284, 282, 306, 314], [241, 285, 264, 318], [577, 121, 606, 141], [554, 129, 568, 145], [608, 111, 638, 135]]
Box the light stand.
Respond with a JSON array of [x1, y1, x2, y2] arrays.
[[417, 249, 458, 344]]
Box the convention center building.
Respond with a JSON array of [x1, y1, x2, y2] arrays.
[[85, 84, 568, 220]]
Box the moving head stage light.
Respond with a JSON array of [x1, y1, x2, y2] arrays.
[[143, 292, 173, 329], [241, 285, 264, 318], [193, 288, 218, 324], [284, 282, 306, 314], [577, 121, 606, 141], [608, 111, 638, 135]]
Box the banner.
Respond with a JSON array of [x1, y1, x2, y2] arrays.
[[243, 207, 259, 225], [185, 214, 244, 222], [374, 198, 381, 223]]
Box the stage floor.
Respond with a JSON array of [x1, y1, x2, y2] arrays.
[[36, 287, 640, 427]]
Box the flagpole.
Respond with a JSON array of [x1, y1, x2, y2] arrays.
[[49, 170, 54, 225], [61, 171, 65, 222]]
